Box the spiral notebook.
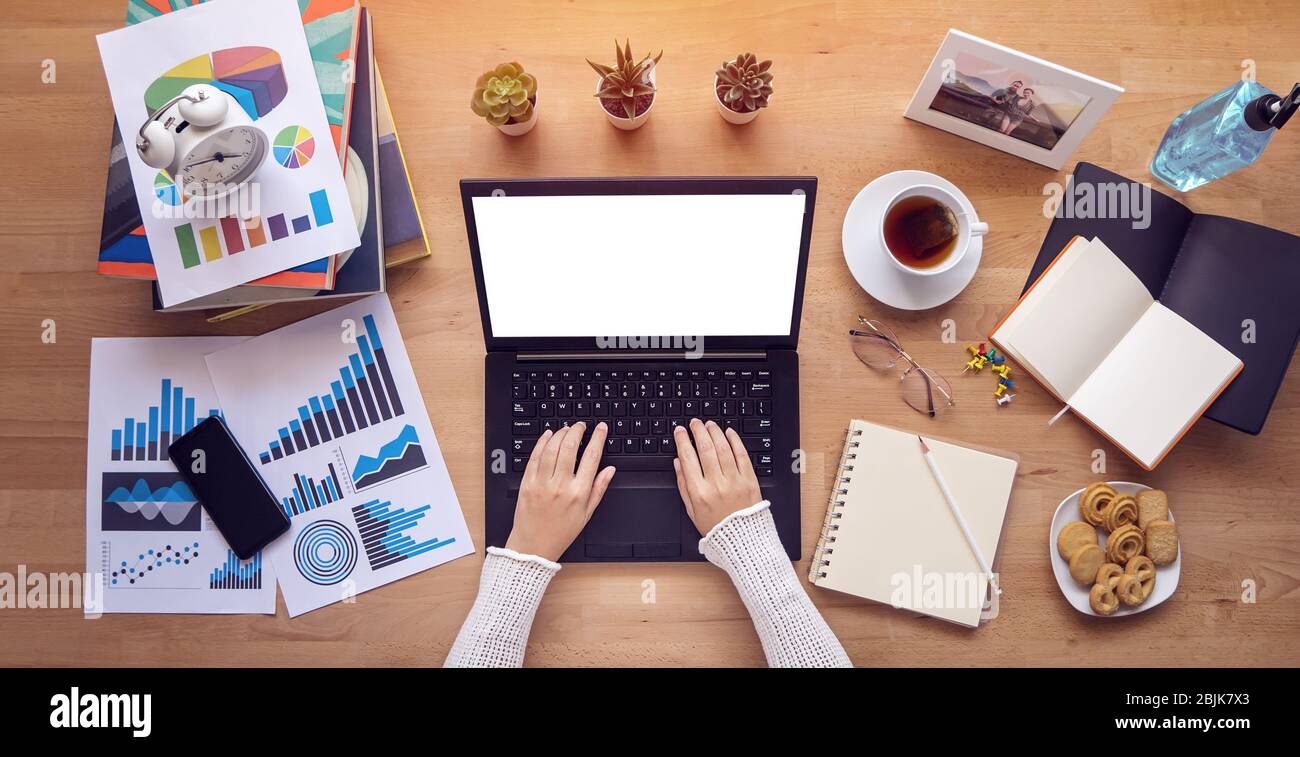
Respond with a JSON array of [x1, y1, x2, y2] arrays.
[[809, 420, 1019, 627]]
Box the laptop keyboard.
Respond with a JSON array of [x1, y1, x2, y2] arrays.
[[508, 368, 775, 475]]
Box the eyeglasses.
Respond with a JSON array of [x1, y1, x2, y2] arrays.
[[849, 317, 955, 417]]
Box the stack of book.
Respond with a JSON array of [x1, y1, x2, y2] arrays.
[[97, 1, 429, 321]]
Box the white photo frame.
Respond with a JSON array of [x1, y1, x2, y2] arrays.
[[904, 30, 1123, 169]]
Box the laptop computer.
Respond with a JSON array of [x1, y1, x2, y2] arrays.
[[462, 177, 816, 562]]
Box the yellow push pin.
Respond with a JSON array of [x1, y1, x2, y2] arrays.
[[992, 364, 1011, 380], [993, 382, 1006, 397]]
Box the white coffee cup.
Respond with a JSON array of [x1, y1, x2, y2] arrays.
[[880, 184, 988, 277]]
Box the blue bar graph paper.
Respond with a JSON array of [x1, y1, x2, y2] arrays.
[[111, 378, 218, 462], [257, 311, 407, 464], [350, 498, 456, 570], [280, 463, 345, 518], [209, 550, 262, 590]]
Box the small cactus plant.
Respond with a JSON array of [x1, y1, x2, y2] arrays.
[[471, 62, 537, 127], [587, 40, 662, 120], [716, 53, 773, 112]]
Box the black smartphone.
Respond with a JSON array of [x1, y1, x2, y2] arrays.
[[168, 415, 290, 560]]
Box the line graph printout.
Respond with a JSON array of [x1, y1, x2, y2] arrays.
[[205, 294, 473, 616], [86, 338, 277, 614]]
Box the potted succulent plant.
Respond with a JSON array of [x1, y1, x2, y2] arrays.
[[471, 62, 538, 136], [587, 40, 662, 130], [714, 53, 773, 125]]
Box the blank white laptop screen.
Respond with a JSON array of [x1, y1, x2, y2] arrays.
[[472, 194, 807, 338]]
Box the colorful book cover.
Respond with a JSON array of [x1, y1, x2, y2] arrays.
[[376, 66, 431, 267], [99, 0, 360, 288]]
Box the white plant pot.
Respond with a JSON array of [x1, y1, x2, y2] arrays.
[[714, 77, 764, 124], [597, 68, 655, 130], [495, 100, 538, 136]]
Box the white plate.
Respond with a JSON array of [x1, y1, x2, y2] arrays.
[[841, 170, 983, 311], [1049, 482, 1181, 617]]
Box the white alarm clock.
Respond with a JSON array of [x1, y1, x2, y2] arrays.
[[135, 83, 269, 203]]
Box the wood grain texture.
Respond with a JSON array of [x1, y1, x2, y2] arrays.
[[1, 0, 1298, 667]]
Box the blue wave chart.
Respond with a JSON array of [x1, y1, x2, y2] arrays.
[[101, 472, 201, 532], [111, 377, 220, 461], [257, 314, 406, 465], [351, 499, 457, 570], [280, 462, 346, 518], [293, 520, 358, 586], [209, 550, 263, 590], [350, 424, 427, 490]]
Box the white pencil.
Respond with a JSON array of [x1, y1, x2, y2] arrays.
[[917, 435, 1003, 597]]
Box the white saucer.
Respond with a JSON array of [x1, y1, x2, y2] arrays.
[[1048, 482, 1181, 618], [842, 170, 983, 311]]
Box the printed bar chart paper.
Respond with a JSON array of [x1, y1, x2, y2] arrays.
[[86, 338, 277, 615], [205, 294, 474, 616]]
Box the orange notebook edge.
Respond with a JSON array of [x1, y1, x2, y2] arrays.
[[989, 235, 1244, 471]]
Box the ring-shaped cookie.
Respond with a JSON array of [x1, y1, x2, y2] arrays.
[[1080, 482, 1116, 527]]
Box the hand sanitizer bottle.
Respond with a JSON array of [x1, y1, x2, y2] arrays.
[[1150, 81, 1299, 191]]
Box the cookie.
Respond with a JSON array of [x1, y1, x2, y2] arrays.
[[1080, 482, 1116, 527], [1116, 574, 1147, 606], [1068, 543, 1106, 584], [1057, 521, 1097, 560], [1089, 582, 1119, 615], [1137, 489, 1169, 529], [1145, 519, 1179, 565], [1102, 494, 1139, 532], [1096, 562, 1123, 590], [1106, 524, 1145, 563], [1125, 555, 1156, 601]]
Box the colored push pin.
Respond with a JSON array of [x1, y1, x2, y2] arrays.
[[964, 355, 987, 373], [989, 354, 1006, 365], [993, 382, 1007, 397], [965, 343, 982, 357], [996, 393, 1016, 407], [992, 364, 1011, 380], [1000, 378, 1016, 390]]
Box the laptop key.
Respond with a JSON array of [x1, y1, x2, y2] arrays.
[[743, 436, 774, 451], [538, 400, 554, 417], [748, 381, 772, 397], [701, 400, 718, 417], [622, 438, 638, 454], [752, 453, 773, 467], [605, 437, 620, 454], [755, 467, 774, 476], [743, 418, 773, 433], [513, 401, 536, 417], [512, 384, 527, 399], [556, 401, 572, 417], [666, 400, 682, 415], [513, 420, 538, 436], [611, 456, 674, 471], [614, 419, 631, 436], [612, 401, 627, 416], [513, 456, 527, 472], [721, 418, 740, 432], [757, 400, 771, 415], [641, 438, 656, 454], [628, 400, 645, 416], [633, 419, 647, 435], [659, 437, 673, 453]]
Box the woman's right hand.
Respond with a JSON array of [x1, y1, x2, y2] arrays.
[[672, 418, 764, 535]]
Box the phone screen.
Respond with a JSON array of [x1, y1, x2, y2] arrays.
[[168, 416, 289, 559]]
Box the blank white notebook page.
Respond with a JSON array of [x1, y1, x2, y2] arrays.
[[994, 237, 1152, 399], [818, 420, 1018, 627], [472, 194, 806, 337], [1068, 302, 1242, 468]]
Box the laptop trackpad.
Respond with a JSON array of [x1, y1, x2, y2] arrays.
[[584, 485, 681, 558]]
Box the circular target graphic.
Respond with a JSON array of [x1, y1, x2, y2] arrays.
[[293, 520, 357, 586]]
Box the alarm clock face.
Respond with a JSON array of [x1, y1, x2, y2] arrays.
[[178, 125, 269, 201]]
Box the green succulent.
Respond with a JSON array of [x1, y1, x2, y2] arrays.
[[587, 40, 662, 119], [471, 62, 537, 126], [716, 53, 773, 112]]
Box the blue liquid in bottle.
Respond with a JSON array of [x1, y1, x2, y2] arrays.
[[1150, 80, 1277, 191]]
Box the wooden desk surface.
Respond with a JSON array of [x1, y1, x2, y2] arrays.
[[2, 0, 1299, 667]]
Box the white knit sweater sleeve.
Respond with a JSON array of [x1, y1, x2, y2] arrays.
[[699, 501, 852, 668], [443, 546, 560, 668]]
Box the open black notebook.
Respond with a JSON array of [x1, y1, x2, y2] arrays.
[[1027, 162, 1300, 435]]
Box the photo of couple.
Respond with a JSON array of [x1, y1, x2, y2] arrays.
[[928, 52, 1093, 149]]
